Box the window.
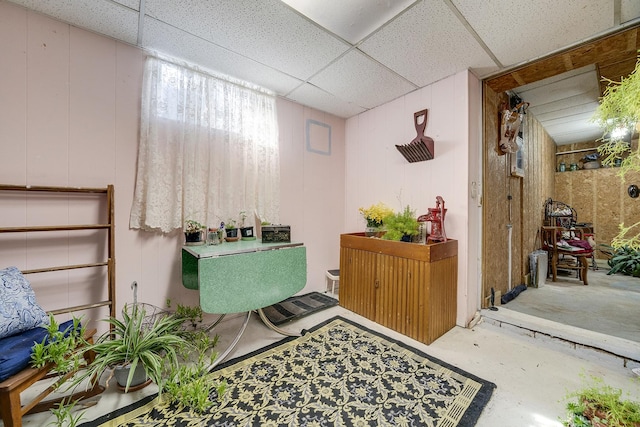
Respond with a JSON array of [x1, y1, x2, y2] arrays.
[[130, 57, 280, 233]]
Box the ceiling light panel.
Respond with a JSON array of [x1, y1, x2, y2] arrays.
[[280, 0, 416, 44], [452, 0, 613, 67], [359, 0, 498, 87], [9, 0, 139, 44], [310, 50, 417, 109], [142, 17, 303, 96], [144, 0, 350, 81]]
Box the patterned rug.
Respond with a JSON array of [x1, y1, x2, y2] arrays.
[[261, 291, 339, 325], [81, 316, 495, 427]]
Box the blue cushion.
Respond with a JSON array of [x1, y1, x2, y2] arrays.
[[0, 320, 76, 382], [0, 266, 49, 339]]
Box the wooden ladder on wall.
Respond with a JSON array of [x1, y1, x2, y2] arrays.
[[0, 184, 116, 427]]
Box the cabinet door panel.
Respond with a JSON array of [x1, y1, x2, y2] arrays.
[[376, 254, 407, 333], [405, 259, 426, 341], [340, 247, 376, 320]]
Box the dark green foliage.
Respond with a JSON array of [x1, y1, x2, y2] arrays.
[[606, 246, 640, 277]]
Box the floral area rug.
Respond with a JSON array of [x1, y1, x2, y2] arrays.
[[81, 316, 495, 426]]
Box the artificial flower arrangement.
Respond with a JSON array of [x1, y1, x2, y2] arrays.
[[359, 202, 394, 228], [184, 219, 205, 234]]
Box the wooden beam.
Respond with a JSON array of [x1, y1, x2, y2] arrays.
[[486, 25, 640, 93]]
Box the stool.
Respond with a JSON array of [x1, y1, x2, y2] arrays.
[[326, 269, 340, 295]]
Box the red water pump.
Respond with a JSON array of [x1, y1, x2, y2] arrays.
[[417, 196, 447, 243]]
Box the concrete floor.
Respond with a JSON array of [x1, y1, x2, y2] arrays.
[[501, 264, 640, 343], [15, 303, 640, 427]]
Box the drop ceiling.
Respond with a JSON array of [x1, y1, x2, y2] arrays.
[[7, 0, 640, 144], [513, 65, 604, 146]]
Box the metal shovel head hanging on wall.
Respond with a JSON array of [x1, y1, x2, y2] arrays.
[[396, 109, 434, 162]]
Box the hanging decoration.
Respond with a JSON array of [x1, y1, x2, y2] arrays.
[[396, 109, 435, 162], [499, 101, 529, 154]]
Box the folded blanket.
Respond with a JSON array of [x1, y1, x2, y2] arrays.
[[566, 239, 592, 251], [0, 319, 75, 382]]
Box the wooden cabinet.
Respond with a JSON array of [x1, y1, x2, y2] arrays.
[[339, 233, 457, 345]]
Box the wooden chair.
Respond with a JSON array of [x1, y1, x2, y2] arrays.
[[541, 226, 593, 285]]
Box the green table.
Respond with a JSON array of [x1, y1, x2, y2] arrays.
[[182, 240, 307, 366]]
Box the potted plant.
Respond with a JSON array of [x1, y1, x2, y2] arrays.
[[238, 210, 255, 240], [563, 378, 640, 426], [224, 219, 239, 242], [73, 304, 187, 393], [381, 205, 420, 242], [359, 202, 394, 237], [184, 219, 205, 245]]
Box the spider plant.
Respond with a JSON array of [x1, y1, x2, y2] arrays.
[[73, 305, 187, 393]]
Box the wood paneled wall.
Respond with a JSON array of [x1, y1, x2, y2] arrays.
[[482, 25, 640, 306], [482, 89, 639, 302], [555, 167, 640, 251], [482, 85, 555, 305]]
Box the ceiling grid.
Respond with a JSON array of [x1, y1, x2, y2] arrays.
[[7, 0, 640, 144]]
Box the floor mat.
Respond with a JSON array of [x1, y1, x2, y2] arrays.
[[261, 291, 338, 325], [81, 316, 495, 427]]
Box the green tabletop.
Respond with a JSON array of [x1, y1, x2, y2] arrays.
[[182, 240, 307, 314]]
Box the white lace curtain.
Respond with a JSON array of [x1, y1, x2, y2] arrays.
[[130, 57, 280, 233]]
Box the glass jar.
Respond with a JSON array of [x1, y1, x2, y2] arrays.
[[570, 163, 578, 171], [207, 228, 220, 245], [558, 162, 566, 172]]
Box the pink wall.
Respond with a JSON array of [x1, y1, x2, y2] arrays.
[[345, 71, 481, 327], [0, 2, 346, 321]]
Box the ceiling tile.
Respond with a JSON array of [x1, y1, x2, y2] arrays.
[[453, 0, 614, 67], [310, 50, 418, 110], [359, 0, 498, 87], [112, 0, 140, 10], [286, 83, 366, 118], [9, 0, 139, 45], [144, 0, 350, 80], [280, 0, 416, 44], [143, 17, 303, 96], [621, 0, 640, 23]]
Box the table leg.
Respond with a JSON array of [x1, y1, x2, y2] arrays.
[[257, 308, 300, 337], [203, 313, 226, 332], [208, 311, 251, 371]]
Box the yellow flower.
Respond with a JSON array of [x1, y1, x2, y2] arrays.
[[359, 202, 394, 227]]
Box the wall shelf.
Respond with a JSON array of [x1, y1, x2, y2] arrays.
[[555, 147, 598, 155]]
